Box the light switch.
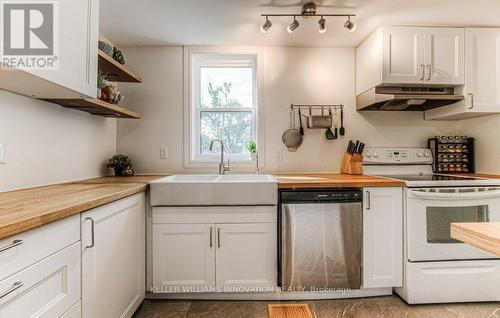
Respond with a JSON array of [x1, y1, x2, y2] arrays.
[[0, 143, 6, 164], [160, 146, 168, 159]]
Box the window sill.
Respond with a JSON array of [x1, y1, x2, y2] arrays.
[[184, 160, 258, 169]]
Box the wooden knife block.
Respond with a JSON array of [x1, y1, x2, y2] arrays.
[[341, 153, 363, 175]]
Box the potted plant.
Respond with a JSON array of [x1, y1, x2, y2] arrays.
[[107, 154, 134, 176], [97, 71, 108, 99], [247, 140, 257, 160]]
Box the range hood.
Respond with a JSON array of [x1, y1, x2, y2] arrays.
[[357, 86, 464, 111]]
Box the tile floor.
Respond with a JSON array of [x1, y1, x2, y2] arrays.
[[133, 295, 500, 318]]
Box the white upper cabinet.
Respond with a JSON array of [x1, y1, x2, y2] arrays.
[[362, 187, 403, 288], [465, 29, 500, 112], [382, 27, 425, 84], [424, 28, 464, 85], [356, 26, 464, 95], [426, 28, 500, 120], [0, 0, 99, 99]]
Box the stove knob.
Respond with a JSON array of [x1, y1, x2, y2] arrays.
[[417, 152, 423, 157], [424, 152, 430, 157], [372, 153, 379, 158], [366, 153, 372, 158]]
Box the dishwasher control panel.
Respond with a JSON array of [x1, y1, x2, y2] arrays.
[[280, 189, 363, 203]]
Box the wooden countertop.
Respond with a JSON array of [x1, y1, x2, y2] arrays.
[[451, 222, 500, 257], [0, 175, 165, 240], [273, 173, 405, 189], [0, 173, 403, 240]]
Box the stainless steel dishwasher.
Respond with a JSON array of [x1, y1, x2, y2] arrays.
[[279, 189, 363, 291]]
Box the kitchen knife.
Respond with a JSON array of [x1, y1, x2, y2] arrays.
[[354, 141, 359, 154], [358, 143, 365, 154], [347, 141, 353, 154], [349, 141, 355, 154]]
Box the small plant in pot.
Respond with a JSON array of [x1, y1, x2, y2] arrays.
[[107, 154, 134, 176], [247, 140, 257, 160], [97, 71, 108, 100]]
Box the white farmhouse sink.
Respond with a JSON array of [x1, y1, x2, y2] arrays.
[[150, 174, 278, 206]]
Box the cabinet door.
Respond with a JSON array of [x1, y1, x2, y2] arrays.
[[363, 187, 403, 288], [0, 0, 98, 98], [465, 28, 500, 113], [152, 224, 215, 292], [82, 193, 145, 318], [424, 28, 464, 85], [215, 223, 277, 291], [382, 27, 425, 83]]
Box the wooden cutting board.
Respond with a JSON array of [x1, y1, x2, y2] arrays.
[[268, 304, 314, 318]]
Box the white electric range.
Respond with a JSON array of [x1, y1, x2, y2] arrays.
[[363, 148, 500, 304]]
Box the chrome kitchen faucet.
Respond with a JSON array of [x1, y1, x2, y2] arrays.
[[209, 139, 230, 175]]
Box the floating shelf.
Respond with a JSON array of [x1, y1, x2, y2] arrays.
[[98, 50, 143, 83], [44, 98, 141, 119]]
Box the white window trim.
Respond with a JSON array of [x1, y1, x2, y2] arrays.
[[183, 46, 265, 169]]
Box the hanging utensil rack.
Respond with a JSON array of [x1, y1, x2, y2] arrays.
[[290, 104, 344, 111]]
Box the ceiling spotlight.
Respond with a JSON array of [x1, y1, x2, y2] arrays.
[[287, 17, 299, 33], [344, 17, 357, 32], [261, 16, 272, 33], [318, 16, 326, 34]]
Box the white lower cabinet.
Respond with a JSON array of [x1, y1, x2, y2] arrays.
[[362, 187, 403, 288], [82, 193, 146, 318], [216, 223, 277, 291], [0, 242, 81, 318], [61, 301, 82, 318], [152, 206, 277, 293], [153, 223, 216, 292]]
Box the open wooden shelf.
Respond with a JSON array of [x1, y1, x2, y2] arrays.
[[44, 98, 141, 119], [98, 50, 143, 83]]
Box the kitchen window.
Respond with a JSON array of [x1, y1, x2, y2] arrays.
[[185, 48, 262, 167]]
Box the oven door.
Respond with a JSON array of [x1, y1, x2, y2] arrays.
[[406, 187, 500, 262]]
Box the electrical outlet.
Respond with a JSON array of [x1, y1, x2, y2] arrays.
[[0, 143, 6, 164], [274, 150, 283, 162], [160, 146, 168, 159]]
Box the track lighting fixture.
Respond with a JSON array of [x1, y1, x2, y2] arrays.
[[344, 16, 357, 32], [318, 16, 326, 33], [260, 2, 355, 35], [287, 17, 299, 33], [261, 16, 272, 33]]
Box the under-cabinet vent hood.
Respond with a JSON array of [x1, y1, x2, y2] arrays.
[[357, 86, 464, 111]]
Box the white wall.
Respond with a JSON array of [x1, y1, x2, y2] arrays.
[[458, 114, 500, 175], [0, 90, 116, 192], [117, 46, 460, 174]]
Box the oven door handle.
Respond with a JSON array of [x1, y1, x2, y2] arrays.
[[408, 189, 500, 200]]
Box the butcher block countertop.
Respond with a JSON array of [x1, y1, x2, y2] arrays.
[[0, 175, 165, 240], [273, 173, 405, 189], [0, 173, 404, 240], [451, 222, 500, 257]]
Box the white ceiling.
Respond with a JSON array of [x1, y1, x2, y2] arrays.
[[99, 0, 500, 48]]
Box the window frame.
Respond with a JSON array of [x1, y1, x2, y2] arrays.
[[184, 47, 264, 168]]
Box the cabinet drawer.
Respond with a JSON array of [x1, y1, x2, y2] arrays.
[[0, 242, 81, 317], [0, 214, 80, 281]]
